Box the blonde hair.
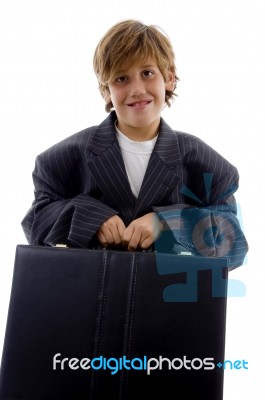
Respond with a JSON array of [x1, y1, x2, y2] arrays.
[[93, 19, 179, 112]]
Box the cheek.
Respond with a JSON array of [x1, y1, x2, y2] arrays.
[[108, 88, 122, 106], [157, 86, 167, 103], [150, 79, 167, 101]]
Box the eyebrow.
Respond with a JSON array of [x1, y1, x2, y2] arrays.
[[141, 64, 157, 69], [115, 64, 157, 75]]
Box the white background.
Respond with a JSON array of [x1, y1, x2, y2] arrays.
[[0, 0, 264, 398]]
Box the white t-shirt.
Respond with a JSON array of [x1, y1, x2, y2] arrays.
[[115, 125, 158, 198]]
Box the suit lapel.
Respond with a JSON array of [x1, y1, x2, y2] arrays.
[[133, 118, 182, 218], [88, 112, 135, 224], [88, 113, 182, 223]]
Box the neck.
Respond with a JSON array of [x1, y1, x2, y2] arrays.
[[116, 119, 160, 141]]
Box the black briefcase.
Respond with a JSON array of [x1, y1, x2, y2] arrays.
[[0, 245, 228, 400]]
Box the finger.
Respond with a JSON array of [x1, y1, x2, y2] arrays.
[[111, 227, 123, 245], [122, 224, 135, 247], [99, 225, 115, 245], [116, 218, 126, 239], [110, 219, 126, 245], [127, 229, 142, 251], [96, 230, 108, 247], [103, 216, 126, 245], [139, 235, 153, 250]]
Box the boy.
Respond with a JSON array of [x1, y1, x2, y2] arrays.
[[21, 19, 248, 267]]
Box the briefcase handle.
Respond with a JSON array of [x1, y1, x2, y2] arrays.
[[54, 243, 155, 253]]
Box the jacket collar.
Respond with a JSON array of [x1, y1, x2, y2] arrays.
[[89, 111, 181, 168], [87, 111, 181, 222]]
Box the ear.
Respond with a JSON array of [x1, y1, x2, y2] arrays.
[[165, 71, 175, 91], [103, 88, 111, 104], [102, 88, 114, 113]]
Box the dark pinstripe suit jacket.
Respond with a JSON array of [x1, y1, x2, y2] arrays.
[[21, 111, 248, 267]]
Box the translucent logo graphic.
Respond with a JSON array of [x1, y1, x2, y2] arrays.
[[154, 173, 248, 302]]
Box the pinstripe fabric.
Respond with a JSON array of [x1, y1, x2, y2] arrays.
[[21, 111, 248, 266]]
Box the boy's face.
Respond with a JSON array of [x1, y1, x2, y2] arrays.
[[106, 59, 174, 141]]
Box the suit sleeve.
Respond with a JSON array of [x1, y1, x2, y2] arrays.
[[21, 153, 118, 248], [153, 141, 248, 268]]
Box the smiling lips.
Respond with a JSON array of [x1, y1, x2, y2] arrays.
[[127, 99, 152, 108]]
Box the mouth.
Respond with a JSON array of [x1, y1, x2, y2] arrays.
[[127, 99, 152, 108]]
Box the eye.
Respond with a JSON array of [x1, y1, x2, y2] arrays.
[[115, 75, 128, 83], [141, 70, 154, 78]]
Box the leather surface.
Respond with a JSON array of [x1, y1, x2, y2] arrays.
[[0, 245, 228, 399]]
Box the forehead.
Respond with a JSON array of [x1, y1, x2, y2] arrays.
[[115, 58, 159, 74]]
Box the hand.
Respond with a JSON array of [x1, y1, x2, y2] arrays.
[[97, 215, 126, 247], [122, 212, 162, 251]]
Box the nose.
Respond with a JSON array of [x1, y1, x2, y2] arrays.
[[129, 76, 146, 97]]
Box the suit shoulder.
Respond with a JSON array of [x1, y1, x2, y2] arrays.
[[173, 130, 238, 175], [37, 125, 98, 161], [173, 129, 211, 148]]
